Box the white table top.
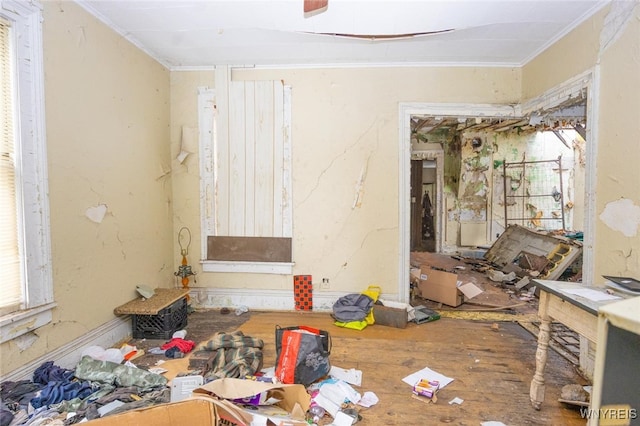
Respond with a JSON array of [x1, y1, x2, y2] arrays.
[[532, 280, 628, 316]]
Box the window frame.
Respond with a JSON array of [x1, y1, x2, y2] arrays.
[[0, 0, 55, 343]]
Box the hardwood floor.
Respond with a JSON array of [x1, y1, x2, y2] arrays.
[[237, 311, 587, 425], [130, 309, 588, 425]]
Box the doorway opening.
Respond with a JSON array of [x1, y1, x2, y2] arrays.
[[398, 75, 595, 303]]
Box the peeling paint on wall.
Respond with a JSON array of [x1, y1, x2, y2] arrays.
[[599, 198, 640, 237], [85, 204, 108, 223], [14, 332, 38, 351], [599, 0, 638, 55], [352, 161, 368, 209], [177, 125, 198, 164]]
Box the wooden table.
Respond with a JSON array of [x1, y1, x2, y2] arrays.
[[529, 280, 628, 410]]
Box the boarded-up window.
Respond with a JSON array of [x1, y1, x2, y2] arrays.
[[199, 66, 292, 274]]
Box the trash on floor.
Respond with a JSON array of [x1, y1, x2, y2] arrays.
[[483, 224, 583, 282], [194, 377, 310, 424], [402, 366, 454, 405], [413, 305, 441, 324], [416, 266, 484, 307]]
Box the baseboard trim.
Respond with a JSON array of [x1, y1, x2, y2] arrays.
[[1, 316, 132, 382], [188, 287, 397, 312], [188, 287, 338, 312]]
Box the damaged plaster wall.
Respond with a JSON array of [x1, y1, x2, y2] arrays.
[[593, 1, 640, 280], [491, 129, 581, 238], [523, 2, 640, 282], [169, 71, 215, 290], [412, 117, 584, 250], [1, 2, 173, 375], [171, 66, 520, 297]]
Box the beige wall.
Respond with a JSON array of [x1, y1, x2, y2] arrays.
[[521, 6, 604, 100], [523, 2, 640, 282], [5, 0, 638, 377], [171, 67, 520, 296], [592, 4, 640, 280], [1, 2, 172, 374]]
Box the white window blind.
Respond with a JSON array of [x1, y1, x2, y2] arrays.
[[0, 17, 22, 314], [0, 1, 54, 343]]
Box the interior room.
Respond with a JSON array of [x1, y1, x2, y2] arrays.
[[1, 0, 639, 425]]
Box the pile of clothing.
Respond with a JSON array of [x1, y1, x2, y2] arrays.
[[1, 331, 268, 425], [0, 357, 169, 425], [193, 330, 264, 381]]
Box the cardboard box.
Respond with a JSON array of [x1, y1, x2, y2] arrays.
[[83, 395, 251, 426], [194, 378, 310, 425], [418, 267, 463, 307]]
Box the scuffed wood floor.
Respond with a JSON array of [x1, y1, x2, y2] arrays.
[[129, 309, 587, 425], [241, 311, 586, 425]]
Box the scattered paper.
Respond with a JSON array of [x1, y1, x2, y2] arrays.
[[333, 410, 357, 426], [97, 400, 125, 416], [449, 397, 464, 405], [260, 366, 275, 378], [123, 361, 138, 369], [171, 375, 204, 402], [315, 380, 361, 418], [481, 422, 507, 426], [330, 366, 362, 386], [402, 367, 454, 389], [459, 282, 483, 299], [357, 391, 379, 408], [560, 288, 622, 302], [314, 392, 341, 418]]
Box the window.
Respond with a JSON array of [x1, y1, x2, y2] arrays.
[[199, 66, 293, 274], [0, 1, 54, 343]]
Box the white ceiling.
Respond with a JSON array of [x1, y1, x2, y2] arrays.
[[76, 0, 610, 70]]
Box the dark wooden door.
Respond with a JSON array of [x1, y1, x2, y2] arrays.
[[410, 160, 423, 251]]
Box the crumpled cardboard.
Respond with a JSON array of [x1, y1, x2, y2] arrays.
[[194, 378, 310, 424], [83, 395, 252, 425]]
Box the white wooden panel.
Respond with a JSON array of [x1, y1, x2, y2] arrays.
[[244, 81, 256, 236], [198, 87, 216, 251], [254, 81, 275, 237], [272, 81, 285, 237], [228, 81, 246, 236], [205, 68, 291, 253], [214, 66, 230, 235], [282, 86, 292, 238]]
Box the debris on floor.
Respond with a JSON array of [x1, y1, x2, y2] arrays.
[[483, 224, 583, 282], [1, 323, 380, 426]]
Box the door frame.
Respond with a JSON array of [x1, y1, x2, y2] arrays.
[[398, 103, 519, 303], [397, 70, 597, 303]]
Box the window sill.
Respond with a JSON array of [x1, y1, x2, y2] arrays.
[[0, 303, 56, 344], [201, 260, 294, 275]]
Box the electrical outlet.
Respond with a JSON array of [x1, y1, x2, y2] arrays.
[[321, 278, 330, 289]]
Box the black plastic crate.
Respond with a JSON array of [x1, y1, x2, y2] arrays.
[[132, 297, 188, 339]]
